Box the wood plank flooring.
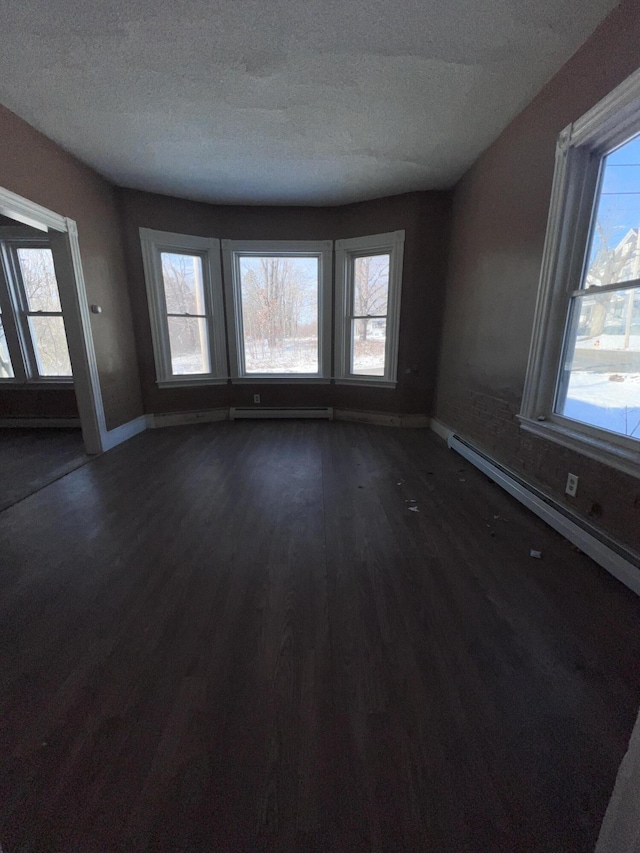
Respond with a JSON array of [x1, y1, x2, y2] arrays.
[[0, 428, 87, 512], [0, 420, 639, 852]]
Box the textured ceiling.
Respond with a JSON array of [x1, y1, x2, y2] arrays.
[[0, 0, 620, 205]]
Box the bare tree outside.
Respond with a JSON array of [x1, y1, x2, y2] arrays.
[[161, 252, 210, 374], [17, 248, 72, 376], [239, 256, 319, 373], [351, 254, 389, 376], [0, 315, 13, 378]]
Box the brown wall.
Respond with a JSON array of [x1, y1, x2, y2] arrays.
[[117, 188, 450, 416], [435, 0, 640, 554], [0, 105, 143, 429]]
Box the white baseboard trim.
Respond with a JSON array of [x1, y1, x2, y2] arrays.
[[0, 417, 81, 428], [102, 414, 151, 451], [429, 417, 454, 442], [335, 409, 430, 428], [150, 408, 230, 428], [430, 419, 640, 597]]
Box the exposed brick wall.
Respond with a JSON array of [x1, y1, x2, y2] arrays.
[[434, 0, 640, 562], [437, 383, 640, 557]]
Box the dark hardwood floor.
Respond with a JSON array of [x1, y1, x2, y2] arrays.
[[0, 428, 87, 512], [0, 420, 639, 852]]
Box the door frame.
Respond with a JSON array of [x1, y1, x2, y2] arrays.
[[0, 185, 106, 453]]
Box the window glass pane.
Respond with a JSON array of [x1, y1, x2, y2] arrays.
[[353, 254, 389, 316], [161, 253, 206, 315], [351, 318, 386, 376], [28, 316, 72, 376], [557, 287, 640, 439], [167, 316, 210, 374], [584, 135, 640, 288], [0, 316, 14, 378], [17, 248, 62, 312], [239, 256, 319, 374]]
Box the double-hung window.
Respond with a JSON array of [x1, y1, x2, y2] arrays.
[[521, 69, 640, 475], [140, 229, 227, 385], [0, 236, 72, 383], [334, 231, 404, 386], [222, 240, 332, 381]]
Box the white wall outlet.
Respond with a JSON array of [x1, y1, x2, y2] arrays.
[[566, 473, 579, 497], [253, 394, 260, 404]]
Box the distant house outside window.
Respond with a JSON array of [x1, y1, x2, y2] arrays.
[[520, 68, 640, 476]]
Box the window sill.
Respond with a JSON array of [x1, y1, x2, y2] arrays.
[[0, 380, 74, 389], [334, 378, 397, 389], [157, 377, 229, 388], [517, 415, 640, 480], [232, 376, 331, 384]]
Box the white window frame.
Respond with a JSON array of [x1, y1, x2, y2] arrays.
[[140, 228, 227, 387], [334, 230, 404, 388], [520, 68, 640, 479], [0, 229, 74, 385], [221, 239, 332, 383]]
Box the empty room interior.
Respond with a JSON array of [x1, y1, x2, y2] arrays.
[[1, 0, 640, 850]]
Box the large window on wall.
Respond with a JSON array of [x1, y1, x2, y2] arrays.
[[140, 229, 227, 385], [334, 231, 404, 387], [222, 240, 332, 381], [0, 237, 73, 383], [521, 69, 640, 476]]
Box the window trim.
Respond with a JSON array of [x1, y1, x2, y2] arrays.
[[520, 67, 640, 479], [334, 230, 404, 388], [221, 239, 333, 382], [140, 228, 228, 386], [0, 231, 74, 385]]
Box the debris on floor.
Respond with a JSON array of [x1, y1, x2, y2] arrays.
[[408, 506, 420, 513], [530, 549, 542, 559]]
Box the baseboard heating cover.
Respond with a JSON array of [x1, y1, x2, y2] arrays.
[[230, 406, 334, 420], [446, 431, 640, 598]]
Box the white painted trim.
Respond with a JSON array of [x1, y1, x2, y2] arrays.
[[333, 378, 397, 389], [150, 409, 229, 428], [430, 420, 640, 597], [139, 228, 228, 386], [334, 231, 404, 386], [51, 223, 106, 454], [231, 377, 331, 384], [157, 377, 229, 388], [518, 415, 640, 480], [429, 417, 454, 443], [101, 415, 151, 451], [221, 239, 333, 382], [0, 186, 107, 455], [0, 417, 81, 428], [230, 406, 333, 420], [520, 67, 640, 467], [335, 409, 429, 428], [0, 186, 66, 232]]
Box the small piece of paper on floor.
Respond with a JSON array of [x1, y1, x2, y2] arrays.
[[530, 549, 542, 559], [409, 506, 419, 512]]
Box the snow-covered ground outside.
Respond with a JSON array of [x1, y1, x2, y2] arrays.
[[575, 334, 640, 350], [170, 335, 388, 377], [563, 371, 640, 437]]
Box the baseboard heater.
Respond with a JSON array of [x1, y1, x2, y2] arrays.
[[230, 406, 334, 420], [447, 432, 640, 598]]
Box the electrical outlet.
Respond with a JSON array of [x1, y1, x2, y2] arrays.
[[253, 394, 260, 404], [566, 473, 579, 497]]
